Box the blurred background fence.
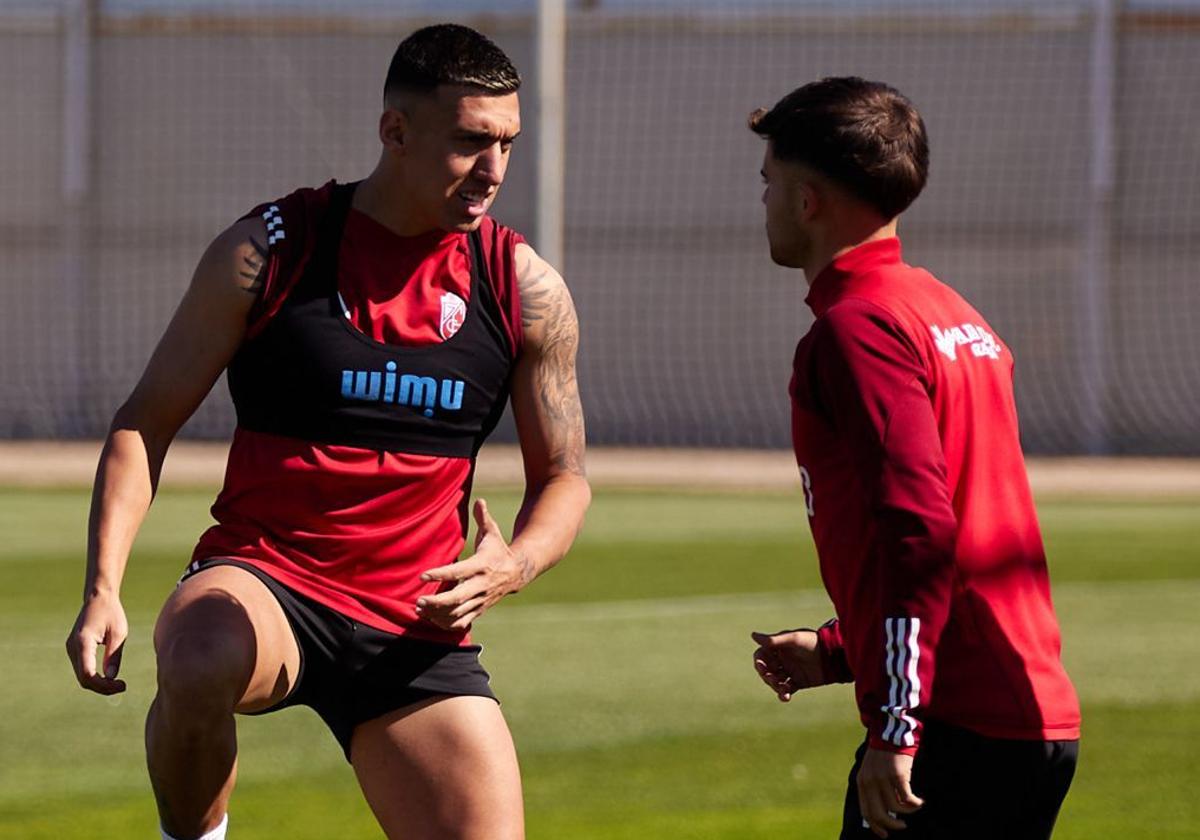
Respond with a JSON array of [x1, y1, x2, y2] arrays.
[[1, 0, 1197, 453]]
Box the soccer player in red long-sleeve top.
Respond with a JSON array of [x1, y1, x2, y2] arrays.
[[747, 78, 1080, 839]]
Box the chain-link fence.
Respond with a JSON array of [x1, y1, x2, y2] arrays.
[[1, 1, 1197, 453]]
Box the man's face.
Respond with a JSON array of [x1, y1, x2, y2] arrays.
[[398, 86, 521, 232], [760, 144, 810, 268]]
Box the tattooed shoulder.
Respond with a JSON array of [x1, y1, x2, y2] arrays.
[[515, 244, 575, 339], [234, 229, 270, 295], [516, 245, 555, 329]]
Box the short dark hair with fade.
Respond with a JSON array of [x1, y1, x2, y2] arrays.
[[384, 23, 521, 104], [749, 77, 929, 220]]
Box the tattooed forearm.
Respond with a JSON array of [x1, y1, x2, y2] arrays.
[[545, 370, 586, 477], [236, 235, 269, 294]]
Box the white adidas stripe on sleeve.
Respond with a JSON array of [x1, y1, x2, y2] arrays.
[[880, 616, 922, 748], [262, 205, 286, 247]]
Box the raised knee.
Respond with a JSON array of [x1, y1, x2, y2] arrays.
[[155, 626, 253, 714]]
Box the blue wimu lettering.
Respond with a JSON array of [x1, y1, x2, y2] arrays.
[[399, 374, 438, 417], [383, 361, 397, 402], [341, 370, 381, 401], [440, 379, 465, 411], [342, 364, 466, 417]]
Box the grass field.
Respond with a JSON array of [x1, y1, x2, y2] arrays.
[[1, 484, 1198, 838]]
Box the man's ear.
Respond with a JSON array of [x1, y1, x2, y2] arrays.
[[379, 108, 408, 154], [797, 179, 820, 222]]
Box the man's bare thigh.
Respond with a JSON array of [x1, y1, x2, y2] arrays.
[[351, 695, 523, 840]]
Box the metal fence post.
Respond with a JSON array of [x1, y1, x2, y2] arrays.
[[1079, 0, 1118, 453], [535, 0, 566, 271], [60, 0, 95, 436]]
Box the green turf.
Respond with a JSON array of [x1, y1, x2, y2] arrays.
[[2, 485, 1198, 837]]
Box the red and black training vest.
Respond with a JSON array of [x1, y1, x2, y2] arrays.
[[191, 181, 524, 643], [228, 181, 513, 457]]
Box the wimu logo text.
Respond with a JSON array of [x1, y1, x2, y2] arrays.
[[341, 361, 465, 417]]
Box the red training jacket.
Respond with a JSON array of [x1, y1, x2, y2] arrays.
[[790, 237, 1080, 755]]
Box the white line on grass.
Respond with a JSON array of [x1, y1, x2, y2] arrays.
[[8, 578, 1198, 646], [489, 590, 832, 624], [489, 577, 1200, 626]]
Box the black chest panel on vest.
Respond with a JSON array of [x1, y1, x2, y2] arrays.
[[227, 182, 514, 457]]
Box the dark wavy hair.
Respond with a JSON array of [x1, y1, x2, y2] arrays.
[[749, 77, 929, 219], [384, 23, 521, 105]]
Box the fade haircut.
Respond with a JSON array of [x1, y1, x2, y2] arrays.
[[384, 23, 521, 106], [749, 77, 929, 220]]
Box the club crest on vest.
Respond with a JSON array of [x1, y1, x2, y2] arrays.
[[440, 292, 467, 340]]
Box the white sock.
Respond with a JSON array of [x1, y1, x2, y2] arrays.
[[161, 813, 228, 840]]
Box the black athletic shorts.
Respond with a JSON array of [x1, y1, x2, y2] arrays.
[[840, 719, 1079, 840], [181, 558, 498, 761]]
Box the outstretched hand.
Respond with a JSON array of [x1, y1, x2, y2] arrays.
[[750, 628, 827, 701], [416, 499, 531, 631]]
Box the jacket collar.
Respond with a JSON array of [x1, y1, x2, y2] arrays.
[[804, 237, 903, 317]]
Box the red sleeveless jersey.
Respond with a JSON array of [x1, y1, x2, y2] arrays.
[[192, 183, 524, 645]]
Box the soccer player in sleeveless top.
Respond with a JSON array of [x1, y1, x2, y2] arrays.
[[746, 78, 1080, 839], [64, 25, 589, 840]]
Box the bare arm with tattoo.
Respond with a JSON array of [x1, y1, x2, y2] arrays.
[[65, 216, 270, 695], [417, 243, 591, 630]]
